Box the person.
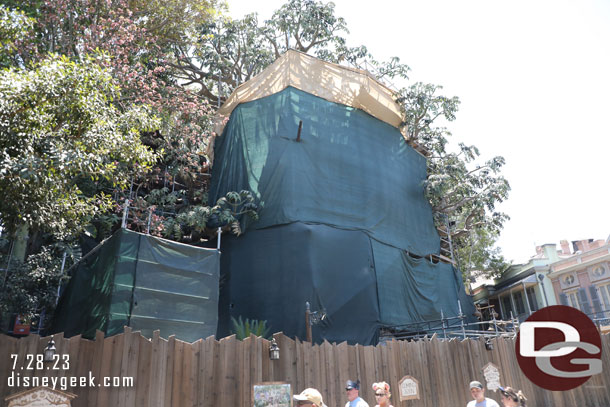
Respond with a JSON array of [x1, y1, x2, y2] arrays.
[[294, 388, 328, 407], [498, 386, 527, 407], [466, 381, 499, 407], [345, 380, 369, 407], [372, 381, 393, 407]]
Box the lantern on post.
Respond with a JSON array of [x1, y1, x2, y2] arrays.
[[269, 338, 280, 360], [43, 337, 56, 362]]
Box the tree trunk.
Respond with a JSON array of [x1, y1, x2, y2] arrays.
[[11, 224, 29, 263]]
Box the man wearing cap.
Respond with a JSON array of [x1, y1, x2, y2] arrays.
[[467, 381, 499, 407], [294, 388, 327, 407], [345, 380, 369, 407]]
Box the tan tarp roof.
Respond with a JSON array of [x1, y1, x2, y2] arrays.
[[208, 49, 427, 163], [215, 49, 404, 135]]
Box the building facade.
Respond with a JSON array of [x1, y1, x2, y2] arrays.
[[547, 238, 610, 320], [472, 237, 610, 325]]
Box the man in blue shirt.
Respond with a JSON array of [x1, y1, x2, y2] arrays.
[[345, 380, 369, 407]]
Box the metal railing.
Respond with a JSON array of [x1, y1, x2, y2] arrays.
[[120, 199, 223, 250], [379, 302, 519, 343]]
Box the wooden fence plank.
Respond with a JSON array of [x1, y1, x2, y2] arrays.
[[170, 338, 184, 407], [195, 338, 205, 407], [219, 335, 237, 406], [302, 339, 313, 390], [207, 335, 221, 407], [295, 337, 305, 392], [87, 330, 105, 407], [118, 328, 136, 407], [182, 339, 195, 407], [0, 334, 19, 399], [135, 334, 152, 407], [163, 334, 176, 407], [335, 341, 350, 406]]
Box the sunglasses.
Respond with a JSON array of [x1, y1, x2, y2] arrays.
[[375, 393, 386, 397], [501, 392, 517, 401]]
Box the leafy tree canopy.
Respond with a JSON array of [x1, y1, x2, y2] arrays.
[[0, 0, 258, 322], [0, 53, 158, 239]]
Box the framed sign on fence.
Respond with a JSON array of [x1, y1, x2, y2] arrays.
[[398, 375, 420, 401], [253, 382, 292, 407]]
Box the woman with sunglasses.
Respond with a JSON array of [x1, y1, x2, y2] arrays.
[[498, 386, 527, 407], [371, 381, 393, 407]]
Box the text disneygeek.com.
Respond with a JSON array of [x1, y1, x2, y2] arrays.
[[7, 372, 134, 391]]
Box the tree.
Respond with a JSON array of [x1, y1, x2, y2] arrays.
[[0, 5, 36, 69], [5, 0, 259, 243], [0, 54, 158, 240], [395, 82, 510, 278], [169, 0, 371, 105], [0, 243, 78, 323], [0, 0, 257, 326]]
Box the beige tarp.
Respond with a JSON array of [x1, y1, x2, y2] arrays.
[[207, 49, 427, 163], [215, 49, 404, 135]]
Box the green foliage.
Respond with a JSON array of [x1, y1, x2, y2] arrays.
[[174, 0, 355, 104], [0, 4, 34, 68], [456, 228, 511, 282], [396, 80, 510, 279], [263, 0, 348, 57], [128, 0, 218, 47], [0, 243, 76, 321], [161, 190, 259, 241], [0, 53, 158, 239], [230, 316, 271, 340]]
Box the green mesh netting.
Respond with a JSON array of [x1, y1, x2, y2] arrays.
[[211, 87, 474, 345], [210, 86, 440, 255], [51, 229, 220, 342]]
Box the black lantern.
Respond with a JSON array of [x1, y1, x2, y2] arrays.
[[269, 338, 280, 360], [44, 337, 56, 362]]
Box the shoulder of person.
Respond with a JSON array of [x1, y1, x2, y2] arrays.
[[486, 398, 500, 407], [358, 399, 370, 407]]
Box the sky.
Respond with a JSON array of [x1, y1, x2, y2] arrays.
[[225, 0, 610, 263]]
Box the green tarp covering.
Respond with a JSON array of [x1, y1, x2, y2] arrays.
[[52, 229, 220, 342], [211, 87, 474, 345], [210, 86, 440, 255], [218, 223, 380, 344]]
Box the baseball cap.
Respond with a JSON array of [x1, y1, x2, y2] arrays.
[[469, 381, 484, 390], [294, 388, 326, 407], [346, 380, 360, 390]]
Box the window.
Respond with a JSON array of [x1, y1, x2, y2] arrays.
[[565, 290, 581, 310], [502, 296, 512, 319], [592, 266, 606, 279], [526, 287, 538, 311], [514, 291, 526, 314], [597, 282, 610, 312]]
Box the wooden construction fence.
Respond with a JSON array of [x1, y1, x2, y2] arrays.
[[1, 329, 610, 407]]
